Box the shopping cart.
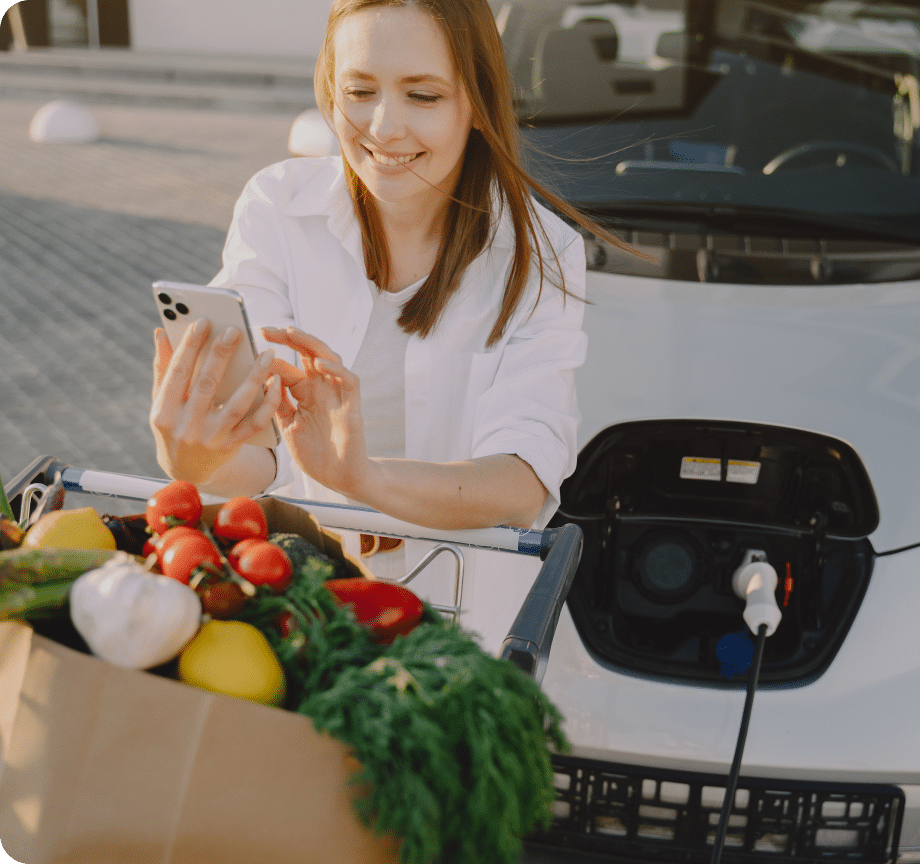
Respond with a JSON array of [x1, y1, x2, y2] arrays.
[[3, 456, 594, 864], [5, 453, 582, 687]]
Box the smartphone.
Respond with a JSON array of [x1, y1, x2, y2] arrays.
[[152, 280, 280, 449]]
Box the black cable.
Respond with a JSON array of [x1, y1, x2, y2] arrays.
[[710, 622, 768, 864]]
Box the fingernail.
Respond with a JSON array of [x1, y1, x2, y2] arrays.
[[261, 326, 281, 335], [258, 348, 275, 368], [192, 318, 208, 335], [220, 326, 241, 345]]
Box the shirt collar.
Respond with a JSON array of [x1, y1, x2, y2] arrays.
[[282, 157, 364, 265]]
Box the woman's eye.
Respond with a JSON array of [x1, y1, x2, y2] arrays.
[[344, 88, 374, 100], [410, 93, 441, 105]]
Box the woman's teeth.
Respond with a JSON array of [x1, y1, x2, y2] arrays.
[[370, 150, 420, 166]]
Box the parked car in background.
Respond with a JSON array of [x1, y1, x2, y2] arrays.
[[494, 1, 920, 861]]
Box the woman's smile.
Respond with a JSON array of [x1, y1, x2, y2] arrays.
[[363, 145, 424, 168]]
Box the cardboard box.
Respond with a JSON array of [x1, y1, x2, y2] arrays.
[[0, 499, 402, 864]]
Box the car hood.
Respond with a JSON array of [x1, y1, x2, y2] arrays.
[[577, 271, 920, 552]]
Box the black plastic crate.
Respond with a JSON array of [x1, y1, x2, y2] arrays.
[[530, 754, 904, 863]]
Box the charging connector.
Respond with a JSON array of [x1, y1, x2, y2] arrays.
[[711, 551, 783, 864], [731, 549, 782, 637]]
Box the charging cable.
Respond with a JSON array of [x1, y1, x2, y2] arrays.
[[710, 550, 782, 864]]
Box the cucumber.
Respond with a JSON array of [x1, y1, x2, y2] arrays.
[[0, 547, 121, 622]]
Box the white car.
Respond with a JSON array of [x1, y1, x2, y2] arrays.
[[495, 1, 920, 862]]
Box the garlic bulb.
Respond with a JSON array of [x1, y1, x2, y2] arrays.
[[70, 552, 202, 669]]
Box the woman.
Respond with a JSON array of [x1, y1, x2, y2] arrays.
[[150, 0, 632, 538]]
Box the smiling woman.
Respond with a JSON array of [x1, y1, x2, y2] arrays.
[[149, 0, 638, 541]]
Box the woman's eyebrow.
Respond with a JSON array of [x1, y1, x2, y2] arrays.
[[340, 69, 450, 86]]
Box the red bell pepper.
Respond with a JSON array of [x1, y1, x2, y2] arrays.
[[324, 578, 424, 642]]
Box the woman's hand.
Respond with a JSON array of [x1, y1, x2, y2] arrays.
[[261, 326, 374, 498], [261, 326, 547, 529], [150, 320, 295, 485]]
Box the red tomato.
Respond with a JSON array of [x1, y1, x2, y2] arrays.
[[229, 539, 292, 592], [160, 532, 223, 585], [212, 497, 269, 543], [146, 480, 202, 535], [154, 525, 204, 569], [324, 579, 424, 642], [199, 580, 249, 619], [275, 611, 296, 638]]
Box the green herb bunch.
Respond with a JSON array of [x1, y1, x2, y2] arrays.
[[302, 622, 569, 864]]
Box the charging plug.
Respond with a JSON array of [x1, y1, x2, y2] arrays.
[[732, 549, 782, 637]]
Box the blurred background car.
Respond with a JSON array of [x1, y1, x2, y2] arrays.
[[491, 1, 920, 862]]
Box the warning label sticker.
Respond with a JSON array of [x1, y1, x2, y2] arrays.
[[680, 457, 721, 481], [680, 457, 761, 484], [726, 460, 761, 485]]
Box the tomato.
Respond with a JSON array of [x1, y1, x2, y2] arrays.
[[161, 532, 223, 586], [275, 611, 296, 638], [229, 539, 292, 592], [212, 497, 268, 544], [199, 580, 249, 619], [154, 525, 204, 569], [324, 579, 424, 642], [146, 480, 202, 535]]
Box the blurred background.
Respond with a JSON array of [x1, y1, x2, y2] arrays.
[[0, 0, 333, 510]]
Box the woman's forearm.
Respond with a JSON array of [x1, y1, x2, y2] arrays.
[[355, 454, 547, 530]]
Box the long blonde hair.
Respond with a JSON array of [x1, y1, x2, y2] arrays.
[[315, 0, 637, 347]]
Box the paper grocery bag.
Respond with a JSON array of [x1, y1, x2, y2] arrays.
[[0, 621, 401, 864]]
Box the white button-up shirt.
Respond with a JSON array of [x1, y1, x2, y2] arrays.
[[210, 156, 587, 529]]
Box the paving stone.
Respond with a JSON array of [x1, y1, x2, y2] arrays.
[[0, 96, 298, 505]]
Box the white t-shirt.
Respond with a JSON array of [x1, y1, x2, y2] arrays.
[[350, 277, 421, 460]]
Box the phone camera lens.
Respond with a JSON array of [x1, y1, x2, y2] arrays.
[[175, 303, 189, 315], [164, 309, 177, 321], [157, 293, 172, 305]]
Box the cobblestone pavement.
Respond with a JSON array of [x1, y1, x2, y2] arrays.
[[0, 97, 295, 505]]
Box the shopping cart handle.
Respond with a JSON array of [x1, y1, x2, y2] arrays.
[[499, 523, 583, 685]]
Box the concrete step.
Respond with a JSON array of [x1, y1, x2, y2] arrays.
[[0, 48, 316, 113]]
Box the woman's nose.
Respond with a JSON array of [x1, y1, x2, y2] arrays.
[[368, 96, 405, 143]]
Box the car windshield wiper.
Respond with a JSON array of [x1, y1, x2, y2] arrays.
[[582, 202, 920, 244]]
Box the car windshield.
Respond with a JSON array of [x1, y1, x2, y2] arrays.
[[500, 0, 920, 239]]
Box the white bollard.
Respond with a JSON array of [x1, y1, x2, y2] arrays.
[[29, 100, 100, 144], [288, 108, 339, 157]]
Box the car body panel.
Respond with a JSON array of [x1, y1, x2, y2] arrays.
[[577, 271, 920, 552]]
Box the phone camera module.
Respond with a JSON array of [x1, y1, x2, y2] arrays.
[[157, 293, 172, 305], [175, 303, 189, 315], [163, 309, 177, 321]]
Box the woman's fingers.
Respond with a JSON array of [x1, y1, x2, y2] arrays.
[[261, 326, 343, 366], [157, 317, 211, 404], [184, 325, 243, 411], [226, 374, 282, 447], [268, 356, 306, 388], [152, 328, 173, 395], [214, 346, 276, 430]]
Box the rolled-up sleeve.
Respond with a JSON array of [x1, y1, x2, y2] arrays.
[[470, 235, 588, 527]]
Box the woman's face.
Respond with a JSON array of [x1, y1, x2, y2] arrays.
[[331, 4, 475, 215]]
